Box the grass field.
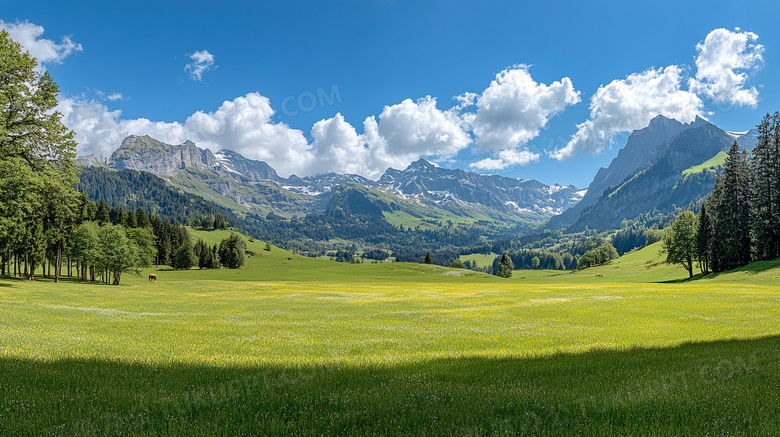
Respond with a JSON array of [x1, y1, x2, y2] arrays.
[[1, 233, 779, 435], [459, 252, 499, 269]]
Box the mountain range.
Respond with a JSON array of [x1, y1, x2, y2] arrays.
[[77, 114, 757, 243], [84, 134, 585, 230]]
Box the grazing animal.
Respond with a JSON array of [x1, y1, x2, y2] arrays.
[[595, 274, 604, 278], [149, 274, 157, 282]]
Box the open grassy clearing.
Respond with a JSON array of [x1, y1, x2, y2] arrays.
[[682, 150, 728, 176], [1, 239, 779, 435], [458, 252, 500, 269]]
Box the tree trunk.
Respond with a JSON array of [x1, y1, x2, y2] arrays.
[[55, 247, 62, 283], [113, 271, 121, 285]]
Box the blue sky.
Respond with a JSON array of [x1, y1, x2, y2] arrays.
[[2, 0, 778, 187]]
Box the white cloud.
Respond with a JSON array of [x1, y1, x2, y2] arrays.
[[308, 113, 366, 176], [57, 97, 177, 158], [470, 148, 541, 171], [0, 20, 82, 65], [468, 65, 580, 150], [64, 66, 579, 179], [552, 66, 703, 160], [60, 92, 313, 177], [688, 28, 764, 107], [106, 92, 123, 101], [185, 50, 215, 81], [306, 109, 468, 180], [377, 96, 471, 158]]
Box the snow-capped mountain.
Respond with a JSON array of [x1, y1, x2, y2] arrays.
[[378, 159, 584, 216], [86, 135, 583, 225]]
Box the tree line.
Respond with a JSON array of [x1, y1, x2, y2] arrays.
[[665, 112, 780, 277]]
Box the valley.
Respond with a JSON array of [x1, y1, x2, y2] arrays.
[[2, 231, 779, 435]]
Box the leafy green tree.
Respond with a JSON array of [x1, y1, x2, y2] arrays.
[[0, 30, 78, 281], [0, 30, 76, 170], [577, 253, 593, 270], [531, 256, 541, 269], [450, 259, 465, 269], [72, 221, 100, 281], [126, 227, 155, 270], [577, 243, 619, 270], [497, 253, 513, 278], [645, 228, 664, 246], [663, 211, 698, 278], [218, 234, 246, 269], [97, 224, 137, 285], [172, 241, 197, 270]]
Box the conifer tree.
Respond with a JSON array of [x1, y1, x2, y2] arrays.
[[95, 201, 110, 225], [696, 202, 712, 274], [497, 253, 514, 278], [710, 142, 752, 271], [750, 113, 777, 259], [218, 234, 246, 269]]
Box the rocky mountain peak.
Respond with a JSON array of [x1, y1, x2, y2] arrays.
[[110, 135, 215, 177]]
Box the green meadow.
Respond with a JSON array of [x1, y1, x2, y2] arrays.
[[1, 231, 779, 435]]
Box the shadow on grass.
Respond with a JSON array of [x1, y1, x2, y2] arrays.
[[3, 335, 778, 436], [660, 257, 780, 283]]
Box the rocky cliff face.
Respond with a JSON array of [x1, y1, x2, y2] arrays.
[[110, 135, 216, 177], [547, 115, 689, 229], [566, 119, 734, 231], [212, 149, 282, 182]]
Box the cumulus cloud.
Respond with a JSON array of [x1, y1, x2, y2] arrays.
[[470, 148, 541, 171], [377, 96, 471, 158], [106, 92, 123, 101], [468, 65, 580, 150], [551, 66, 703, 160], [688, 28, 764, 107], [554, 28, 764, 161], [0, 20, 82, 65], [306, 105, 470, 179], [57, 97, 177, 158], [65, 66, 580, 178], [59, 92, 312, 177], [308, 113, 366, 176], [185, 50, 215, 81]]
